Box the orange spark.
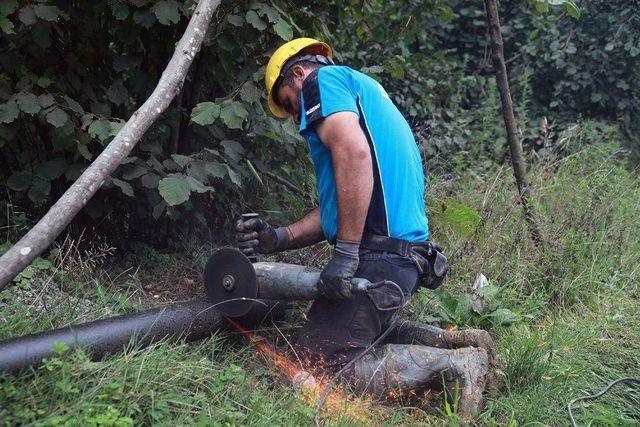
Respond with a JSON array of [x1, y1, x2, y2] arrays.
[[224, 316, 388, 423]]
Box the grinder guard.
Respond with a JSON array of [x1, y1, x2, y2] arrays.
[[204, 247, 259, 317]]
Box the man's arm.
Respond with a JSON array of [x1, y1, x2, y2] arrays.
[[235, 208, 323, 255], [284, 207, 325, 249], [315, 111, 373, 243]]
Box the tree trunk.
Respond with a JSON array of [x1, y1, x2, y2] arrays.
[[0, 0, 221, 290], [484, 0, 543, 246]]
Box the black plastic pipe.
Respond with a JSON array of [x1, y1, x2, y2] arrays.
[[0, 297, 285, 373]]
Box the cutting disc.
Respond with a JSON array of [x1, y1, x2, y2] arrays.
[[204, 247, 257, 317]]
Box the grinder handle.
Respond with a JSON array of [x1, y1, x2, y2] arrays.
[[350, 278, 407, 311], [350, 278, 397, 293]]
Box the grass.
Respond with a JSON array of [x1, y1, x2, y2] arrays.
[[1, 124, 639, 426]]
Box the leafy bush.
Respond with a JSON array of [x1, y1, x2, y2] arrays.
[[1, 0, 638, 248]]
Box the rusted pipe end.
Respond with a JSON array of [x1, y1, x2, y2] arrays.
[[291, 370, 317, 390]]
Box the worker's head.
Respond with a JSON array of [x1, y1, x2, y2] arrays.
[[265, 38, 333, 122]]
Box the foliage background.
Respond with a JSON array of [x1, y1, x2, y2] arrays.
[[1, 1, 639, 425], [1, 0, 638, 248]]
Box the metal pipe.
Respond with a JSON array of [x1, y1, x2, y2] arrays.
[[0, 297, 285, 373], [254, 262, 323, 300], [254, 262, 384, 299]]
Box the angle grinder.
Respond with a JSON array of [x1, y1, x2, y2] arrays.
[[203, 247, 399, 318]]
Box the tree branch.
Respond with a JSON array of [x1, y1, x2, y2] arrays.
[[484, 0, 543, 246], [262, 170, 307, 198], [0, 0, 222, 290]]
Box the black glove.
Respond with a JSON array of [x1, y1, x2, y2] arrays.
[[235, 218, 289, 255], [318, 240, 360, 299]]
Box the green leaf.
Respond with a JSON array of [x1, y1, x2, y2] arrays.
[[133, 10, 155, 28], [0, 0, 18, 16], [37, 77, 51, 88], [141, 173, 160, 189], [431, 199, 481, 237], [38, 94, 55, 108], [221, 140, 245, 162], [33, 4, 62, 21], [28, 178, 51, 203], [63, 96, 83, 114], [153, 0, 181, 25], [245, 10, 266, 31], [240, 82, 262, 104], [565, 2, 580, 19], [190, 102, 220, 126], [106, 82, 128, 106], [37, 158, 66, 180], [52, 342, 69, 355], [32, 257, 52, 270], [616, 80, 630, 90], [487, 308, 521, 326], [109, 121, 124, 137], [260, 131, 283, 142], [18, 6, 36, 25], [220, 101, 248, 130], [65, 163, 86, 181], [206, 160, 226, 178], [109, 1, 129, 20], [16, 93, 41, 114], [0, 99, 19, 123], [226, 165, 241, 186], [186, 176, 213, 193], [256, 4, 279, 23], [171, 154, 192, 167], [46, 108, 68, 128], [121, 164, 147, 180], [88, 119, 111, 141], [273, 17, 292, 41], [152, 200, 166, 219], [227, 14, 243, 27], [140, 141, 162, 154], [158, 175, 191, 206], [163, 159, 180, 171], [121, 156, 138, 165], [6, 171, 32, 191], [0, 16, 14, 34], [77, 143, 92, 160], [112, 178, 134, 197]]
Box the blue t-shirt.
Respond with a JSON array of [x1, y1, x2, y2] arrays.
[[299, 65, 429, 244]]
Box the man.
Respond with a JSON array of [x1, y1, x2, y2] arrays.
[[236, 38, 497, 417]]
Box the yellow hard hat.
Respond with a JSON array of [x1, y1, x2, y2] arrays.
[[265, 37, 332, 118]]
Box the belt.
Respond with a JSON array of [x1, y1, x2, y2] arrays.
[[360, 234, 428, 257]]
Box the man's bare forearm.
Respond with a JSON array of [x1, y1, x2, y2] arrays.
[[316, 112, 373, 243], [332, 142, 372, 243], [283, 207, 325, 249]]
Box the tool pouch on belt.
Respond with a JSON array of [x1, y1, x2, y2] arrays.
[[410, 242, 449, 290]]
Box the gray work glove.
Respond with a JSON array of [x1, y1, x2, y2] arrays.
[[318, 240, 360, 299], [235, 218, 289, 255]]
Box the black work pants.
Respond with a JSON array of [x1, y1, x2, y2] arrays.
[[295, 250, 420, 371]]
